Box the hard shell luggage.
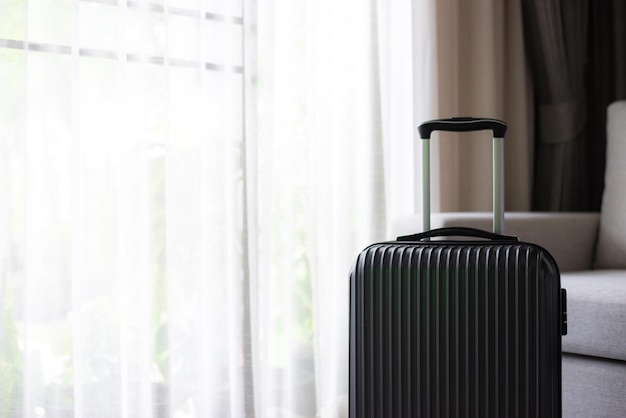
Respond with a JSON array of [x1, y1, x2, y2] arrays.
[[349, 118, 567, 418]]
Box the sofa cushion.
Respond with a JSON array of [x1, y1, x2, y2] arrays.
[[595, 100, 626, 268], [562, 354, 626, 418], [561, 270, 626, 361]]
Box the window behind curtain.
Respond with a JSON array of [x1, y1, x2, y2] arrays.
[[0, 0, 250, 416]]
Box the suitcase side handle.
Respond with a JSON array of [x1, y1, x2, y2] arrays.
[[418, 117, 507, 234], [396, 226, 518, 242], [418, 117, 507, 139]]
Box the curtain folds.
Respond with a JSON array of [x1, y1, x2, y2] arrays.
[[256, 0, 415, 415], [586, 0, 626, 210], [522, 0, 626, 211], [521, 0, 590, 211]]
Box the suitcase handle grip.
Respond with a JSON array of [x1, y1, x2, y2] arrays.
[[418, 117, 507, 139], [397, 227, 518, 242]]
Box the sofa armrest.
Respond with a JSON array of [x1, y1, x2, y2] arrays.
[[391, 212, 600, 272]]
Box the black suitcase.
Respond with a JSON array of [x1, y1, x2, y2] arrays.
[[349, 118, 567, 418]]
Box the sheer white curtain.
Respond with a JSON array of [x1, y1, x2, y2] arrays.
[[256, 1, 419, 415], [1, 0, 253, 416], [0, 0, 420, 417]]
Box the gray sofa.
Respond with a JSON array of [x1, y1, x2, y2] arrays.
[[391, 101, 626, 417]]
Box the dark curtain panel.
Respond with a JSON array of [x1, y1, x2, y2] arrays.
[[522, 0, 590, 211], [615, 1, 626, 99], [586, 0, 626, 210]]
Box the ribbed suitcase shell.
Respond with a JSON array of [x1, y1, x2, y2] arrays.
[[349, 240, 564, 418]]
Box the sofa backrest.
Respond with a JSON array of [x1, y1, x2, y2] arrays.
[[595, 100, 626, 268]]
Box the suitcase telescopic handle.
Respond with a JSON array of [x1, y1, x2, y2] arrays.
[[418, 117, 507, 235]]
